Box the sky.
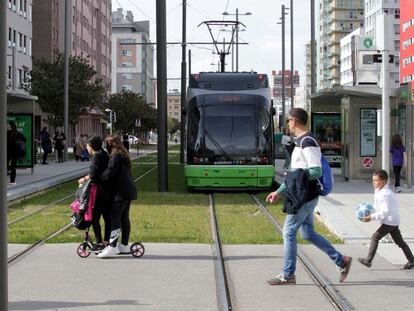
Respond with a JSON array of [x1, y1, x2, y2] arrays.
[[113, 0, 315, 91]]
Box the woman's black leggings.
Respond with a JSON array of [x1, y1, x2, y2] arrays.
[[92, 196, 111, 244], [393, 166, 402, 187], [8, 156, 17, 183], [110, 200, 131, 246]]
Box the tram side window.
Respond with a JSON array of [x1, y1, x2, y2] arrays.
[[187, 101, 201, 153], [258, 107, 272, 155]]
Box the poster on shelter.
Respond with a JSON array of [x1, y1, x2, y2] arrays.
[[7, 114, 33, 168], [311, 113, 341, 164], [360, 108, 377, 157]]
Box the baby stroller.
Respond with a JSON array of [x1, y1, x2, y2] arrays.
[[71, 180, 145, 258]]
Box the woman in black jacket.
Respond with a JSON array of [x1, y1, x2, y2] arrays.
[[98, 135, 137, 258], [7, 121, 26, 185], [78, 136, 111, 250]]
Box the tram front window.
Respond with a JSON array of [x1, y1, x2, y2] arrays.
[[204, 105, 255, 160]]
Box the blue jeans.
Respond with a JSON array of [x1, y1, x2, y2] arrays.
[[282, 197, 344, 277]]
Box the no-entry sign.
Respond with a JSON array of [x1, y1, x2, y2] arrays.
[[362, 157, 374, 168]]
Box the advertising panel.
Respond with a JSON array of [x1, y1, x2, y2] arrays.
[[360, 108, 377, 157], [7, 114, 33, 168], [311, 113, 342, 165]]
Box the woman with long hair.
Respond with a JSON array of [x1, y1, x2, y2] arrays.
[[98, 135, 137, 257], [390, 134, 406, 193]]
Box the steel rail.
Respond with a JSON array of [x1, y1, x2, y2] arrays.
[[208, 194, 233, 311]]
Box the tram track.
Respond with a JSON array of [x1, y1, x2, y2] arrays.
[[7, 163, 160, 266], [7, 154, 160, 227], [208, 193, 233, 311], [250, 194, 354, 311]]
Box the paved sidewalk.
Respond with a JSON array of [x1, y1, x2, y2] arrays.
[[7, 147, 157, 202]]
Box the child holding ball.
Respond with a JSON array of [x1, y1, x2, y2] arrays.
[[358, 170, 414, 269]]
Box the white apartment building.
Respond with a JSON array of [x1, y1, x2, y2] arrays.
[[317, 0, 364, 90], [364, 0, 400, 87], [111, 9, 154, 104], [7, 0, 33, 94]]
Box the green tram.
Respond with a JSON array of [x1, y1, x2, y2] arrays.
[[184, 72, 275, 190]]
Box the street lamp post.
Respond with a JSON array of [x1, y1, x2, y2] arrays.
[[278, 5, 289, 129], [223, 9, 252, 72]]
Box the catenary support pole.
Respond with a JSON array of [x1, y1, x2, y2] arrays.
[[63, 0, 70, 161], [381, 17, 390, 172], [290, 0, 294, 107], [310, 0, 316, 95], [180, 0, 186, 164], [157, 0, 168, 192], [236, 8, 239, 72], [281, 5, 286, 129], [0, 0, 9, 309]]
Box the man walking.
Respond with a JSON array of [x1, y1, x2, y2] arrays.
[[266, 108, 352, 285]]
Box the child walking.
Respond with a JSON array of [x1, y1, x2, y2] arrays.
[[358, 169, 414, 269]]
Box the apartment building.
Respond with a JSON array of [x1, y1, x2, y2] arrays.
[[318, 0, 364, 90], [7, 0, 33, 94], [271, 70, 300, 99], [33, 0, 112, 85], [111, 8, 154, 104], [400, 0, 414, 85], [32, 0, 112, 138], [167, 89, 181, 121]]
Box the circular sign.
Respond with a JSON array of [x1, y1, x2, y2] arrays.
[[362, 157, 374, 168]]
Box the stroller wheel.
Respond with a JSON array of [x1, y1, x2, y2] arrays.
[[77, 242, 91, 258], [130, 242, 145, 258]]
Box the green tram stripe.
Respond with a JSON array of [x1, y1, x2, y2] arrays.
[[184, 165, 275, 188]]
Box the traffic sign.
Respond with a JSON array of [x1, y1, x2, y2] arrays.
[[362, 157, 374, 168]]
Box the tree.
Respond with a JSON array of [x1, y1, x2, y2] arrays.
[[168, 117, 180, 135], [105, 91, 157, 134], [30, 52, 107, 127]]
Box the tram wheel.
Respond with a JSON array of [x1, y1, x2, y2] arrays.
[[130, 242, 145, 258]]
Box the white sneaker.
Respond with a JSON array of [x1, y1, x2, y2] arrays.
[[396, 187, 402, 193], [118, 244, 130, 254], [97, 246, 120, 258]]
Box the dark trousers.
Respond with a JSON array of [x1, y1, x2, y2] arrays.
[[56, 149, 63, 162], [367, 223, 414, 263], [42, 151, 49, 163], [91, 196, 111, 244], [110, 200, 131, 246], [393, 166, 402, 187], [7, 156, 17, 183]]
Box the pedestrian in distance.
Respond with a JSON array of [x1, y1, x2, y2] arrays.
[[389, 134, 406, 193], [7, 121, 27, 186], [266, 108, 352, 285], [98, 135, 137, 258], [78, 136, 112, 251], [39, 127, 52, 164], [358, 169, 414, 269], [122, 132, 130, 152], [53, 127, 66, 163]]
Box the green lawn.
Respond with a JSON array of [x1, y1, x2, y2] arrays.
[[8, 149, 342, 245]]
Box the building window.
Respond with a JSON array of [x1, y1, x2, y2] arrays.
[[8, 66, 12, 87], [121, 50, 132, 56], [121, 85, 132, 91], [8, 28, 11, 47]]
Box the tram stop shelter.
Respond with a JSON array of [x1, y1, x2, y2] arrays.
[[7, 91, 40, 172], [310, 85, 410, 183]]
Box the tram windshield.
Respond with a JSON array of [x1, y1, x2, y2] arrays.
[[187, 95, 273, 165]]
